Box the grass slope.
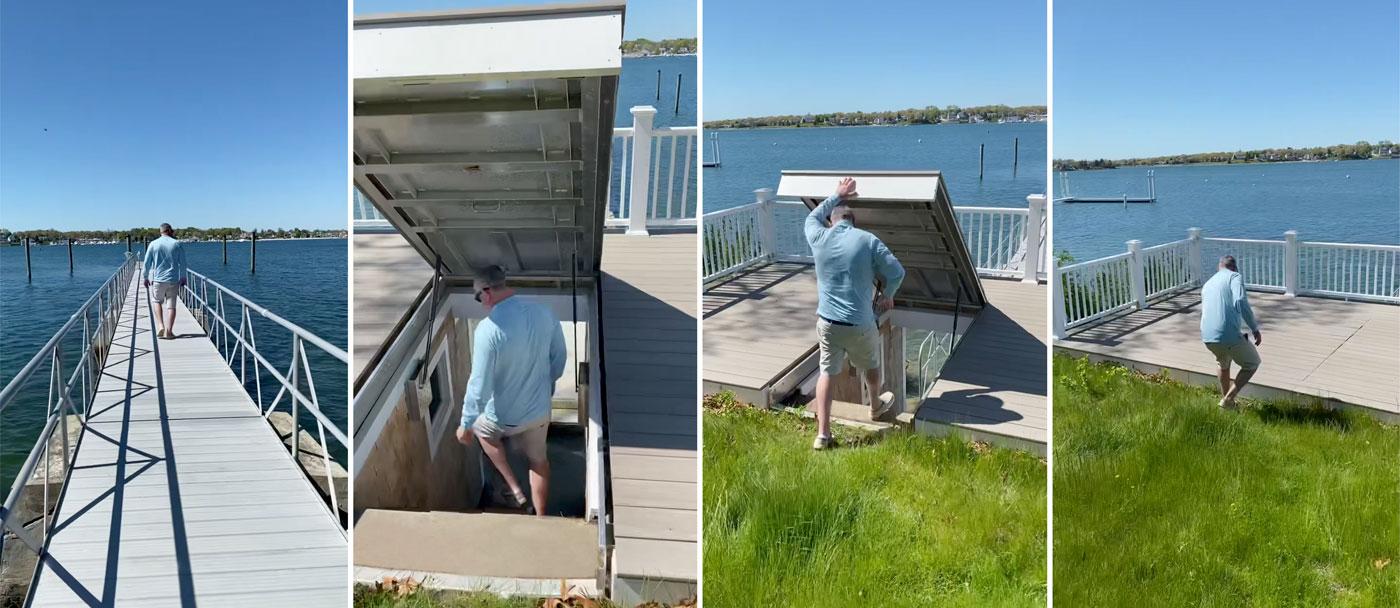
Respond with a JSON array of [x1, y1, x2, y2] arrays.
[[1053, 354, 1400, 607], [702, 399, 1046, 607]]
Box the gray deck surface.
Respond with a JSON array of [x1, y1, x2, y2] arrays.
[[352, 232, 432, 381], [599, 233, 698, 586], [1057, 291, 1400, 418], [701, 263, 819, 402], [914, 279, 1048, 454], [353, 510, 595, 579], [28, 276, 347, 607]]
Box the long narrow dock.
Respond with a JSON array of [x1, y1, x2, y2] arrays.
[[1056, 291, 1400, 421], [915, 279, 1048, 455], [599, 233, 698, 605], [27, 276, 347, 607]]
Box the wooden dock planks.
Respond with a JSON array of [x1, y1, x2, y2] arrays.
[[701, 263, 820, 404], [599, 233, 698, 600], [28, 276, 347, 607]]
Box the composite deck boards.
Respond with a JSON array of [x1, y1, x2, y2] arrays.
[[28, 276, 347, 607], [915, 279, 1048, 455], [1057, 291, 1400, 418], [599, 233, 698, 589], [702, 263, 820, 400], [351, 232, 433, 381]]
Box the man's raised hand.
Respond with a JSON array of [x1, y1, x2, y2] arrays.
[[836, 177, 858, 200]]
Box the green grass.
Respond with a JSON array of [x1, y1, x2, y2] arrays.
[[354, 585, 539, 608], [701, 397, 1047, 607], [1053, 354, 1400, 607]]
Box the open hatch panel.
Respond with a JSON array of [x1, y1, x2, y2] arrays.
[[778, 170, 986, 312]]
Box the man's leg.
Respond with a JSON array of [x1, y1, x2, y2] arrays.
[[1226, 366, 1258, 402], [815, 373, 833, 439], [164, 300, 177, 337], [1224, 342, 1261, 404], [475, 430, 527, 503], [1216, 365, 1232, 398], [147, 288, 165, 336], [518, 421, 550, 517]]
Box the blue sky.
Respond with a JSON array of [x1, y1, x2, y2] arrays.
[[0, 1, 346, 231], [703, 0, 1047, 120], [1055, 0, 1400, 159], [355, 0, 696, 39]]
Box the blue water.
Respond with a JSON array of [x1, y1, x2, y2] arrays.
[[703, 122, 1047, 212], [616, 55, 696, 129], [1053, 159, 1400, 261], [0, 239, 347, 486], [608, 55, 699, 219]]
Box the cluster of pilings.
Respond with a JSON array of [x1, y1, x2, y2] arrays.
[[20, 230, 260, 282]]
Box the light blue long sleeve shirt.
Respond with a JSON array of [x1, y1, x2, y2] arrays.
[[804, 194, 905, 327], [1200, 269, 1259, 343], [461, 296, 567, 429], [142, 235, 187, 284]]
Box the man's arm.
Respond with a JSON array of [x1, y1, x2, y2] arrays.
[[1231, 275, 1261, 342], [804, 177, 858, 243], [804, 194, 843, 243], [175, 244, 187, 285], [872, 238, 905, 302], [141, 243, 152, 284], [460, 324, 498, 430], [549, 318, 567, 383]]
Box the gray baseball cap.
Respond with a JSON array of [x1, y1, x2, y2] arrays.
[[477, 265, 508, 289]]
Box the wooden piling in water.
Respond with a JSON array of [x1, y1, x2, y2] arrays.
[[655, 69, 661, 100], [979, 144, 985, 179], [1013, 137, 1019, 172], [222, 236, 228, 264], [68, 239, 74, 273], [126, 234, 132, 253], [24, 238, 32, 282], [250, 230, 257, 273], [674, 73, 682, 114]]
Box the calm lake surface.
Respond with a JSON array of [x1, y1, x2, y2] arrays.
[[703, 122, 1047, 212], [1054, 159, 1400, 261], [0, 238, 347, 486]]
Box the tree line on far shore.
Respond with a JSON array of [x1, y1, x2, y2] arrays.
[[0, 227, 347, 245], [1055, 140, 1398, 171], [705, 104, 1048, 129], [622, 37, 696, 56]]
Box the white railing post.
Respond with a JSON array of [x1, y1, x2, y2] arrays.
[[755, 188, 777, 260], [626, 106, 657, 236], [1051, 268, 1067, 340], [1283, 230, 1299, 296], [1023, 194, 1045, 283], [1187, 228, 1203, 285], [1127, 240, 1147, 309]]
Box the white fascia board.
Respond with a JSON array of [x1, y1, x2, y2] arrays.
[[354, 5, 624, 82], [776, 170, 943, 202]]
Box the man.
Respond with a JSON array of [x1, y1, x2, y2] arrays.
[[806, 177, 906, 450], [1200, 255, 1262, 410], [142, 223, 187, 339], [455, 265, 567, 516]]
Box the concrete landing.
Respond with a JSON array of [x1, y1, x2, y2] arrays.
[[352, 510, 598, 594], [800, 399, 911, 433]]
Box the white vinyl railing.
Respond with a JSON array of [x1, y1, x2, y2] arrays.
[[608, 106, 697, 233], [353, 106, 698, 235], [0, 256, 141, 558], [1053, 228, 1400, 339], [702, 189, 1048, 285], [181, 271, 349, 521]]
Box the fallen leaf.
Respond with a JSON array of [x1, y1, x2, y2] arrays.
[[1375, 558, 1391, 570]]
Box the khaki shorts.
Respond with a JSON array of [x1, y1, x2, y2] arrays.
[[151, 282, 181, 307], [1205, 340, 1261, 371], [816, 318, 880, 375], [472, 415, 549, 464]]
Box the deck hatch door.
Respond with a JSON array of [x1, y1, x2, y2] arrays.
[[352, 2, 624, 288], [778, 170, 987, 311]]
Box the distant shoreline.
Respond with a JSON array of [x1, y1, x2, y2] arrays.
[[2, 235, 346, 247], [706, 121, 1044, 132], [1056, 156, 1399, 172], [624, 52, 696, 58]]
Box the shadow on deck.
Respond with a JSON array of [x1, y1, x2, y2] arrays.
[[1056, 290, 1400, 422]]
